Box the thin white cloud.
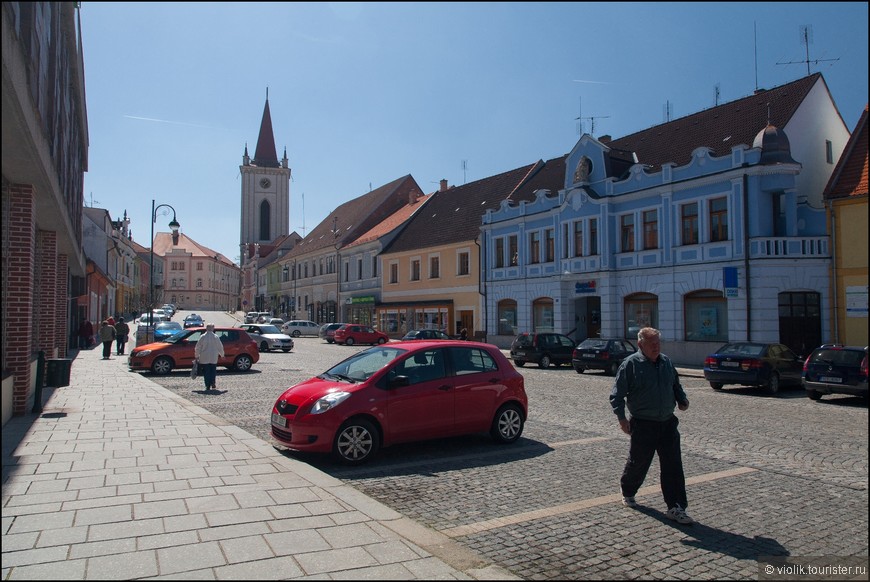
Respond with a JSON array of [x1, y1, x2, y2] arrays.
[[123, 115, 215, 129], [572, 79, 612, 85]]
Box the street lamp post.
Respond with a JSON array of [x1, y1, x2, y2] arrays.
[[149, 200, 180, 341]]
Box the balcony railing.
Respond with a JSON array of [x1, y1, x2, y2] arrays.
[[749, 237, 829, 259]]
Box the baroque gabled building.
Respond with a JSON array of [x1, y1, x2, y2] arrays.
[[481, 73, 851, 364]]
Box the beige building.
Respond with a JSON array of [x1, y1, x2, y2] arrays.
[[824, 105, 868, 346], [153, 232, 241, 311], [378, 165, 541, 339]]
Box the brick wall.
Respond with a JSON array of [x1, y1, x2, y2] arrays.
[[4, 185, 36, 415]]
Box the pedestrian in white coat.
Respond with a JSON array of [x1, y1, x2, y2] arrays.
[[194, 324, 224, 391]]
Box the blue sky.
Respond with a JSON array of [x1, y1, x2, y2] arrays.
[[80, 2, 868, 263]]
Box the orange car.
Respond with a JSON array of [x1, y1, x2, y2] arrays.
[[129, 327, 259, 375]]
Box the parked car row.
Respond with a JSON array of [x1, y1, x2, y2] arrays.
[[504, 331, 867, 403], [701, 341, 867, 401]]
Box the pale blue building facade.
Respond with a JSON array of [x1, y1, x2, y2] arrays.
[[480, 74, 849, 364]]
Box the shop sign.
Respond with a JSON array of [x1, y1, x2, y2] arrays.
[[574, 280, 596, 294]]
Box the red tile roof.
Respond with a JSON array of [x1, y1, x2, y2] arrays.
[[344, 193, 433, 249], [608, 73, 824, 170], [286, 175, 424, 258], [824, 105, 869, 200], [383, 163, 541, 253]]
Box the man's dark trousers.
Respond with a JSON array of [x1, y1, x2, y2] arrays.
[[620, 415, 688, 509]]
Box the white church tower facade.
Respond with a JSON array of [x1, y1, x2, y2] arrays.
[[239, 93, 291, 257]]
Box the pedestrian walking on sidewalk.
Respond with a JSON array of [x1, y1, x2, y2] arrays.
[[98, 321, 116, 360], [609, 327, 695, 524], [194, 324, 224, 391], [114, 317, 130, 355], [78, 319, 94, 349]]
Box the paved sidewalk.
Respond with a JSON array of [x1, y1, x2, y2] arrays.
[[1, 344, 516, 580]]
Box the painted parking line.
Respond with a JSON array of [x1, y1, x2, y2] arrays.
[[441, 466, 758, 538]]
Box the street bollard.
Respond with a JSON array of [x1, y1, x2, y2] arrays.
[[32, 350, 46, 414]]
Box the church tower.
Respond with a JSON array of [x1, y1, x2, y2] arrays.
[[240, 92, 291, 258]]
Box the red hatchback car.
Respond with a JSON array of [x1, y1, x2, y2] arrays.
[[333, 324, 389, 346], [270, 341, 528, 464], [129, 327, 259, 375]]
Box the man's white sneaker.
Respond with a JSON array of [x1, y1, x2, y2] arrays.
[[622, 496, 638, 508], [666, 504, 695, 524]]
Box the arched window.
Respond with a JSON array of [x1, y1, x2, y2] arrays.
[[532, 298, 554, 332], [685, 289, 727, 342], [497, 299, 518, 335], [624, 293, 658, 340], [259, 200, 271, 241]]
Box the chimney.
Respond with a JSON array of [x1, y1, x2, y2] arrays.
[[440, 179, 449, 192], [599, 135, 612, 144]]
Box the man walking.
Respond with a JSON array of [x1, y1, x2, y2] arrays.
[[609, 327, 694, 524], [194, 324, 224, 391]]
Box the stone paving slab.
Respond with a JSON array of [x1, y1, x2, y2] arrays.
[[1, 344, 516, 580]]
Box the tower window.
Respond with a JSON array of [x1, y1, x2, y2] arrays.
[[259, 200, 271, 241]]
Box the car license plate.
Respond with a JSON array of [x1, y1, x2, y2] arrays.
[[271, 412, 287, 428], [515, 351, 526, 357], [819, 376, 842, 383], [583, 353, 595, 358], [722, 361, 739, 368]]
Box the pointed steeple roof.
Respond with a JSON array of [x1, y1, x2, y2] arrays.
[[253, 93, 279, 168]]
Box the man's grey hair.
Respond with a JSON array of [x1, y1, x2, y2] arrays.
[[637, 327, 661, 343]]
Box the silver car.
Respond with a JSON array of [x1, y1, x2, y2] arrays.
[[281, 320, 320, 337], [239, 324, 294, 353]]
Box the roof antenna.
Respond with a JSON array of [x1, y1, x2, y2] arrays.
[[754, 21, 759, 92], [776, 25, 839, 75], [461, 160, 468, 184], [715, 83, 721, 106]]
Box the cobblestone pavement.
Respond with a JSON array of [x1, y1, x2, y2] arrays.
[[146, 312, 869, 580]]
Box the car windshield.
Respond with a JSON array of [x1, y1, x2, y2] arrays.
[[718, 344, 764, 356], [163, 331, 194, 344], [323, 346, 408, 382], [258, 325, 281, 334], [579, 339, 608, 349]]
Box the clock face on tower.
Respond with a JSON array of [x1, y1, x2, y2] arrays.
[[259, 178, 271, 189]]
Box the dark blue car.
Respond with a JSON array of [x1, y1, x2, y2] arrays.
[[703, 342, 803, 395]]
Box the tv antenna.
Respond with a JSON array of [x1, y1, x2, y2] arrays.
[[576, 114, 610, 136], [715, 83, 721, 106], [575, 97, 610, 136], [461, 160, 468, 184], [776, 25, 839, 75], [297, 192, 306, 237], [663, 100, 673, 123], [86, 192, 99, 208]]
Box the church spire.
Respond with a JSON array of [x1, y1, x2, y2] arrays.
[[253, 89, 279, 168]]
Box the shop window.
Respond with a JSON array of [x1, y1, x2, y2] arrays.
[[532, 298, 554, 332], [497, 299, 517, 336], [685, 289, 728, 342], [624, 293, 658, 339]]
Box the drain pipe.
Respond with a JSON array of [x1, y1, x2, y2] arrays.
[[828, 198, 839, 342], [475, 234, 486, 341]]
